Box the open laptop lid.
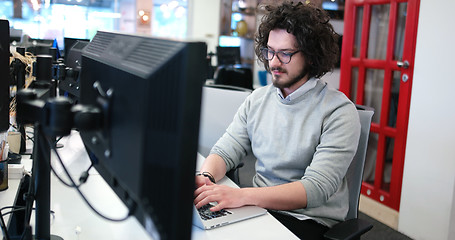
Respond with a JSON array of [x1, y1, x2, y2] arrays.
[[192, 204, 267, 230]]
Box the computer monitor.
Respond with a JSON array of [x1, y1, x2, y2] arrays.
[[63, 37, 90, 61], [0, 20, 10, 132], [58, 40, 90, 100], [79, 31, 207, 239], [65, 40, 89, 69]]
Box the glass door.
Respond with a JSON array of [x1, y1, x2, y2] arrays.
[[339, 0, 420, 210]]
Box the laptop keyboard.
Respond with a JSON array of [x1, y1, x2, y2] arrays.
[[198, 203, 232, 221]]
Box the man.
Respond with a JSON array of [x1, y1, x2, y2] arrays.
[[194, 2, 360, 239]]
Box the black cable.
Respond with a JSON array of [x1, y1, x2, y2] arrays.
[[1, 207, 27, 218], [55, 136, 63, 143], [24, 127, 34, 143], [0, 206, 54, 240], [49, 138, 93, 187], [78, 163, 93, 184], [8, 124, 34, 142], [49, 164, 74, 188], [0, 206, 28, 240], [25, 132, 34, 143], [8, 123, 17, 131], [1, 207, 55, 218], [41, 132, 132, 222], [0, 207, 12, 240], [1, 127, 131, 240], [0, 206, 27, 214], [49, 162, 92, 188], [22, 156, 35, 239]]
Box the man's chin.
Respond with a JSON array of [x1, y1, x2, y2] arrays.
[[272, 78, 288, 89]]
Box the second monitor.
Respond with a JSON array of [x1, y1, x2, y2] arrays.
[[79, 31, 207, 240]]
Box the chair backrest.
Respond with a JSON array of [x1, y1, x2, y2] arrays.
[[214, 66, 253, 90], [198, 85, 252, 157], [216, 46, 241, 66], [345, 105, 374, 220]]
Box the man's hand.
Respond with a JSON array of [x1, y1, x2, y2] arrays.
[[194, 177, 246, 212], [195, 174, 212, 189]]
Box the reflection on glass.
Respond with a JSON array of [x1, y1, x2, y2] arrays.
[[350, 67, 359, 103], [0, 0, 127, 48], [367, 4, 390, 60], [388, 71, 401, 127], [363, 132, 378, 183], [381, 136, 395, 192], [364, 69, 384, 124], [1, 0, 189, 47], [394, 3, 407, 61], [152, 1, 188, 39], [353, 6, 364, 58]]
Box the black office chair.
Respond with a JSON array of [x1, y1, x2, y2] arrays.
[[213, 46, 253, 90], [226, 105, 375, 240], [323, 105, 374, 240], [216, 46, 241, 66]]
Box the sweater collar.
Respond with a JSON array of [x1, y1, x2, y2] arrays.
[[276, 77, 318, 102]]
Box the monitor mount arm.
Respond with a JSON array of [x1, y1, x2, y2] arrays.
[[15, 55, 104, 240]]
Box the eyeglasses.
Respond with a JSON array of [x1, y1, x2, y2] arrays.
[[261, 48, 301, 64]]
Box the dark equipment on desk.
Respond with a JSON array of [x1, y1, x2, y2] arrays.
[[13, 55, 64, 240], [22, 38, 54, 56], [0, 19, 10, 132], [214, 65, 253, 90], [63, 37, 90, 62], [58, 40, 90, 101], [10, 45, 64, 154], [9, 47, 27, 154], [79, 31, 206, 240], [11, 35, 56, 58], [214, 46, 253, 90], [216, 46, 241, 66], [15, 31, 206, 240]]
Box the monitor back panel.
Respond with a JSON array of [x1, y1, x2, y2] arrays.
[[0, 20, 10, 131]]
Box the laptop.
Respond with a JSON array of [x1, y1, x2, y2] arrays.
[[192, 202, 267, 230]]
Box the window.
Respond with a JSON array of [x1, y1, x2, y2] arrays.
[[152, 0, 187, 39], [0, 0, 132, 50]]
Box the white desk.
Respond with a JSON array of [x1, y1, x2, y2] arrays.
[[1, 131, 298, 240], [0, 170, 24, 226]]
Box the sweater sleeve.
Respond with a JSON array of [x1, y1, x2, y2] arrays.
[[210, 95, 253, 172], [300, 100, 361, 208]]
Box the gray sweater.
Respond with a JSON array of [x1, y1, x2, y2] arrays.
[[210, 79, 361, 227]]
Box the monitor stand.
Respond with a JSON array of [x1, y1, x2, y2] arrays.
[[5, 124, 64, 240], [29, 124, 63, 240]]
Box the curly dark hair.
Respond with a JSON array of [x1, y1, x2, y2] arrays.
[[254, 1, 339, 79]]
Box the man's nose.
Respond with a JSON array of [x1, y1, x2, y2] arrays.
[[269, 54, 282, 68]]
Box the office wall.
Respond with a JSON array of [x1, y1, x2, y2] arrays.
[[399, 0, 455, 239], [187, 0, 221, 55]]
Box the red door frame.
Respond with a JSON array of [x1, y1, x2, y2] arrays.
[[340, 0, 420, 210]]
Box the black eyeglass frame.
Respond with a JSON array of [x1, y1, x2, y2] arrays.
[[261, 48, 301, 64]]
